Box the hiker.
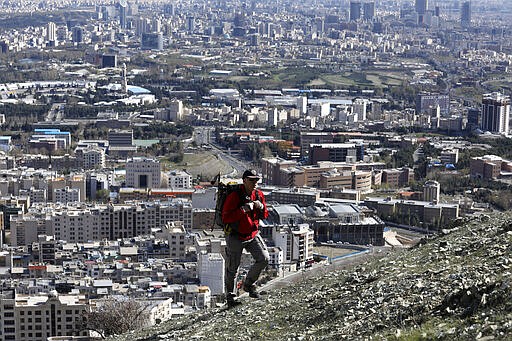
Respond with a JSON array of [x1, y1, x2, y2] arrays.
[[222, 169, 269, 307]]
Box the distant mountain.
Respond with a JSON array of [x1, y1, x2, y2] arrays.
[[110, 213, 512, 340]]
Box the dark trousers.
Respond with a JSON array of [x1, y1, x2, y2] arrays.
[[225, 232, 269, 295]]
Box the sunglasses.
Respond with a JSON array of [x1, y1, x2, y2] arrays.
[[246, 178, 259, 182]]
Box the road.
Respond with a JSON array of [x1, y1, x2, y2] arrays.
[[193, 126, 251, 177], [45, 103, 65, 122]]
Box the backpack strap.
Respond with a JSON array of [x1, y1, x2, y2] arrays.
[[237, 186, 247, 208]]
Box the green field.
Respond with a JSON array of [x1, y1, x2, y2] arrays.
[[314, 71, 404, 88]]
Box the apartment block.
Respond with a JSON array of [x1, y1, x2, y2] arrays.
[[10, 200, 193, 245], [0, 290, 89, 341], [197, 252, 224, 295], [168, 170, 192, 189], [309, 143, 364, 164], [53, 186, 80, 204], [381, 168, 414, 187], [48, 175, 86, 203], [470, 155, 512, 180], [271, 224, 314, 267], [267, 188, 320, 207], [75, 145, 106, 170]]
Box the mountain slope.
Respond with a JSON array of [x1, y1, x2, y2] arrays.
[[111, 213, 512, 341]]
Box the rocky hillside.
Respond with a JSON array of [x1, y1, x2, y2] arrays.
[[111, 213, 512, 341]]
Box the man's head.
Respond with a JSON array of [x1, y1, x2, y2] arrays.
[[242, 169, 260, 194]]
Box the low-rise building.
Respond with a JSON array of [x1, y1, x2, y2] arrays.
[[381, 168, 414, 188], [470, 155, 512, 180]]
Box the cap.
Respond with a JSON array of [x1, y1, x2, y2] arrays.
[[242, 169, 260, 180]]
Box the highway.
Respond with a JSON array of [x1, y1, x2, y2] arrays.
[[194, 126, 251, 178]]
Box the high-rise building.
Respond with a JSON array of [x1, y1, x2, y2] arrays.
[[415, 0, 428, 14], [461, 1, 471, 27], [423, 180, 440, 203], [363, 2, 375, 20], [71, 26, 83, 44], [481, 93, 510, 135], [101, 54, 118, 68], [467, 108, 480, 130], [153, 18, 162, 33], [349, 2, 362, 21], [187, 16, 195, 32], [47, 22, 56, 43], [119, 0, 127, 29], [415, 0, 428, 24], [197, 252, 225, 295], [416, 93, 450, 115], [141, 32, 164, 50]]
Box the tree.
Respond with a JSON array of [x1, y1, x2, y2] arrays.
[[80, 298, 151, 339], [95, 189, 110, 203]]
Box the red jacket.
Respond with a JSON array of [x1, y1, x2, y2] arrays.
[[221, 185, 268, 241]]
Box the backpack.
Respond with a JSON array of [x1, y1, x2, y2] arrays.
[[211, 174, 261, 236], [212, 179, 244, 232]]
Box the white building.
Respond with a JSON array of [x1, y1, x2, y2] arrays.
[[0, 136, 12, 152], [54, 186, 80, 204], [169, 100, 184, 121], [149, 298, 185, 325], [197, 252, 225, 295], [272, 224, 314, 267], [126, 157, 161, 189], [353, 98, 368, 121], [267, 246, 284, 271], [75, 145, 106, 170], [423, 180, 441, 203], [168, 170, 192, 189], [156, 221, 192, 260], [481, 92, 510, 135]]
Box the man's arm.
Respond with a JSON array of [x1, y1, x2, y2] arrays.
[[254, 190, 269, 219]]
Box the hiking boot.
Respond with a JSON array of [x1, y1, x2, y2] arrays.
[[243, 283, 260, 299], [227, 299, 242, 308], [226, 293, 242, 308]]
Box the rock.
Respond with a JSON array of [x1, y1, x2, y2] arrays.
[[108, 212, 512, 341]]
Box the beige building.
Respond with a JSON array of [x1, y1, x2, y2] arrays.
[[0, 290, 89, 341], [126, 157, 161, 189], [365, 197, 459, 230], [267, 188, 320, 207], [76, 145, 106, 170], [319, 170, 372, 193], [11, 200, 193, 246], [49, 174, 86, 202], [381, 168, 414, 188]]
